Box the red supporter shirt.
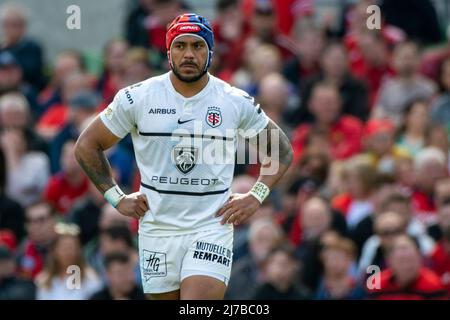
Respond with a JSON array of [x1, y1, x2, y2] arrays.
[[213, 21, 252, 73], [43, 172, 89, 214], [17, 240, 44, 279], [36, 103, 69, 133], [291, 116, 363, 163], [429, 242, 450, 294], [419, 49, 450, 83], [368, 267, 448, 300], [98, 72, 121, 104], [331, 193, 353, 217], [351, 62, 394, 108], [411, 189, 437, 225]]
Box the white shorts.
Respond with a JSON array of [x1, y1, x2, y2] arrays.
[[138, 228, 234, 294]]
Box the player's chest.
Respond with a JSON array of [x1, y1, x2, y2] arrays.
[[136, 99, 238, 136]]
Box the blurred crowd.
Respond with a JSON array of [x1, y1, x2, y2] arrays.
[[1, 0, 450, 300]]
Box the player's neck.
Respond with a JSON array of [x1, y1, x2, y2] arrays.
[[169, 72, 209, 98]]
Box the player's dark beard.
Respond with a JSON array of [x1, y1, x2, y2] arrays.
[[172, 61, 207, 83]]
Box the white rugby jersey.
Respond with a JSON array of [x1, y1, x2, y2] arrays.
[[100, 72, 269, 236]]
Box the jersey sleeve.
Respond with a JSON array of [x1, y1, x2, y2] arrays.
[[99, 89, 135, 138], [235, 89, 269, 139]]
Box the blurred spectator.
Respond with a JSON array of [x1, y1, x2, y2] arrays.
[[69, 181, 106, 246], [43, 139, 89, 215], [0, 51, 40, 119], [284, 150, 330, 192], [96, 39, 129, 104], [427, 125, 450, 172], [428, 199, 450, 294], [294, 42, 370, 124], [37, 72, 92, 141], [0, 92, 47, 153], [98, 203, 134, 232], [86, 224, 139, 285], [1, 128, 49, 208], [316, 235, 366, 299], [122, 48, 152, 87], [283, 181, 347, 248], [282, 20, 324, 88], [343, 0, 405, 55], [382, 192, 435, 256], [16, 202, 57, 279], [248, 0, 296, 60], [145, 0, 182, 56], [358, 211, 407, 274], [0, 146, 25, 242], [380, 0, 442, 45], [291, 83, 363, 162], [350, 31, 394, 108], [233, 43, 282, 97], [212, 0, 252, 78], [35, 223, 101, 300], [296, 150, 330, 186], [349, 174, 397, 257], [226, 217, 284, 300], [125, 0, 154, 48], [394, 156, 415, 192], [233, 200, 278, 262], [258, 73, 292, 135], [0, 2, 45, 90], [252, 242, 308, 300], [296, 197, 334, 292], [90, 251, 145, 300], [373, 41, 436, 125], [331, 156, 377, 229], [395, 99, 429, 157], [38, 50, 85, 114], [0, 246, 35, 299], [430, 57, 450, 126], [435, 179, 450, 210], [412, 147, 448, 225], [48, 90, 99, 173], [362, 118, 409, 175], [368, 235, 447, 299], [242, 0, 311, 37], [358, 209, 434, 276], [229, 175, 257, 258]]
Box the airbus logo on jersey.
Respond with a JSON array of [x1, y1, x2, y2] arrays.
[[206, 106, 222, 128], [148, 108, 177, 114]]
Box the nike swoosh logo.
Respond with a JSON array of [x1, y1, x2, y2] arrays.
[[177, 118, 195, 124]]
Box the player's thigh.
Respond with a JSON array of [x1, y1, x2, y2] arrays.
[[147, 290, 180, 300], [179, 227, 233, 299], [180, 275, 226, 300]]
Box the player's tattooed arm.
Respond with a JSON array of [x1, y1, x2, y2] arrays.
[[251, 118, 293, 189], [74, 116, 120, 193], [75, 116, 149, 219], [263, 119, 293, 166]]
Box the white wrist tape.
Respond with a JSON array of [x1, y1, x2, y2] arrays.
[[249, 181, 270, 204], [104, 185, 126, 208]]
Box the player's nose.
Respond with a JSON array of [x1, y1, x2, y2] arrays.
[[183, 46, 195, 59]]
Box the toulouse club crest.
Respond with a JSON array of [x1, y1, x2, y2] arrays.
[[206, 106, 222, 128]]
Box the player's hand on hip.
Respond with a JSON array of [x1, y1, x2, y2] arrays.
[[116, 192, 149, 219], [216, 193, 260, 226]]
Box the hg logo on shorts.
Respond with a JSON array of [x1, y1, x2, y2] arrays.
[[142, 250, 167, 281]]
